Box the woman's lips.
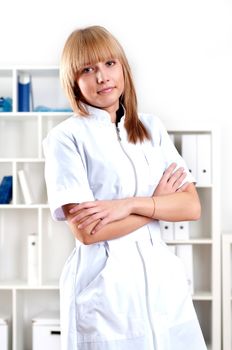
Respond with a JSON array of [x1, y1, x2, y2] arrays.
[[97, 87, 114, 94]]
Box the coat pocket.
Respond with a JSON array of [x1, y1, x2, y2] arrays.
[[75, 251, 145, 343]]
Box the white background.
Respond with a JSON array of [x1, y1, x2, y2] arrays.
[[0, 0, 231, 231]]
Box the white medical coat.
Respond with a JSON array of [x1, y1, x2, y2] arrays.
[[43, 105, 207, 350]]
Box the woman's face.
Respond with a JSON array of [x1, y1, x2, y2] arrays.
[[76, 58, 124, 116]]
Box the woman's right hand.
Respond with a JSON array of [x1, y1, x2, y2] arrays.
[[153, 162, 189, 197]]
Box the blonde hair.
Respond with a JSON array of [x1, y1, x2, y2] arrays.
[[60, 25, 150, 143]]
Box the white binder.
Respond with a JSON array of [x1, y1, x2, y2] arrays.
[[174, 221, 189, 240], [27, 233, 39, 285], [176, 245, 194, 294], [181, 134, 197, 179], [159, 221, 174, 240], [0, 318, 8, 350], [197, 134, 211, 186]]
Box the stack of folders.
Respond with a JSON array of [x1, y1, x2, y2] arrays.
[[0, 176, 13, 204], [160, 220, 194, 294]]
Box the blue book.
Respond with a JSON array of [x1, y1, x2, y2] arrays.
[[0, 176, 13, 204]]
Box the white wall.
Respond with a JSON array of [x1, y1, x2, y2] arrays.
[[1, 0, 232, 230]]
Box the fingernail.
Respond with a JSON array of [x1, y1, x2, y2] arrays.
[[77, 224, 82, 229]]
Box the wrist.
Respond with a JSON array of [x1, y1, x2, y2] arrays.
[[129, 196, 152, 217], [124, 197, 136, 215]]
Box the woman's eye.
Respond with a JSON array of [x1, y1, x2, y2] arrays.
[[106, 60, 116, 67], [82, 67, 94, 74]]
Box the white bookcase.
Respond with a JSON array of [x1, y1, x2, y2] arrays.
[[222, 233, 232, 350], [0, 67, 221, 350], [0, 66, 75, 350], [163, 122, 221, 350]]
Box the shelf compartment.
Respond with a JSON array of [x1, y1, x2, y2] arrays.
[[173, 244, 212, 295], [193, 300, 212, 350], [0, 209, 38, 285], [15, 289, 59, 350], [0, 115, 38, 158], [192, 244, 212, 294], [190, 188, 212, 239], [16, 161, 47, 205], [0, 289, 12, 350], [16, 68, 70, 113], [41, 208, 75, 285], [0, 70, 13, 111]]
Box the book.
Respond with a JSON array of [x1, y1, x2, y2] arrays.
[[18, 170, 33, 204], [0, 176, 13, 204]]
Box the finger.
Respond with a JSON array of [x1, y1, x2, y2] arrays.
[[69, 201, 96, 213], [172, 172, 187, 190], [71, 207, 99, 223], [68, 205, 81, 214], [162, 163, 177, 182], [176, 181, 190, 192], [77, 214, 101, 229], [91, 218, 107, 234], [167, 167, 185, 186]]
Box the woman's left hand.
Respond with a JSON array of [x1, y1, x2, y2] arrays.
[[68, 198, 133, 233]]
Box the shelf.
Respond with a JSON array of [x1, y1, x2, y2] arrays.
[[0, 204, 49, 209], [0, 284, 59, 290], [166, 239, 213, 245], [192, 292, 213, 301]]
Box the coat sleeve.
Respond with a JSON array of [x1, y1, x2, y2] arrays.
[[43, 129, 94, 221], [156, 117, 196, 185]]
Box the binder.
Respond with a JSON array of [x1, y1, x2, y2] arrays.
[[160, 221, 174, 240], [182, 133, 212, 186], [181, 134, 197, 179], [27, 233, 38, 285], [197, 134, 211, 186], [0, 318, 8, 350], [174, 221, 189, 240], [176, 245, 194, 294]]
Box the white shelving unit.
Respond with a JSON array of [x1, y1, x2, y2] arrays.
[[0, 67, 75, 350], [222, 233, 232, 350], [0, 67, 221, 350], [164, 122, 221, 350]]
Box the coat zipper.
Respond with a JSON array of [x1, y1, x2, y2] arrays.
[[115, 125, 138, 196], [136, 241, 158, 349]]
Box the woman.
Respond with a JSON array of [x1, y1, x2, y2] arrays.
[[43, 25, 207, 349]]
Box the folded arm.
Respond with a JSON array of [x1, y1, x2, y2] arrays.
[[62, 163, 201, 244]]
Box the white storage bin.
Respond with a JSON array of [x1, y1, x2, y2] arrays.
[[32, 312, 60, 350], [0, 318, 8, 350]]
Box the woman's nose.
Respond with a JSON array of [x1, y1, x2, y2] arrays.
[[96, 69, 108, 83]]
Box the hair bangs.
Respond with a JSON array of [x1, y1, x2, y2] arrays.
[[75, 30, 122, 73]]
